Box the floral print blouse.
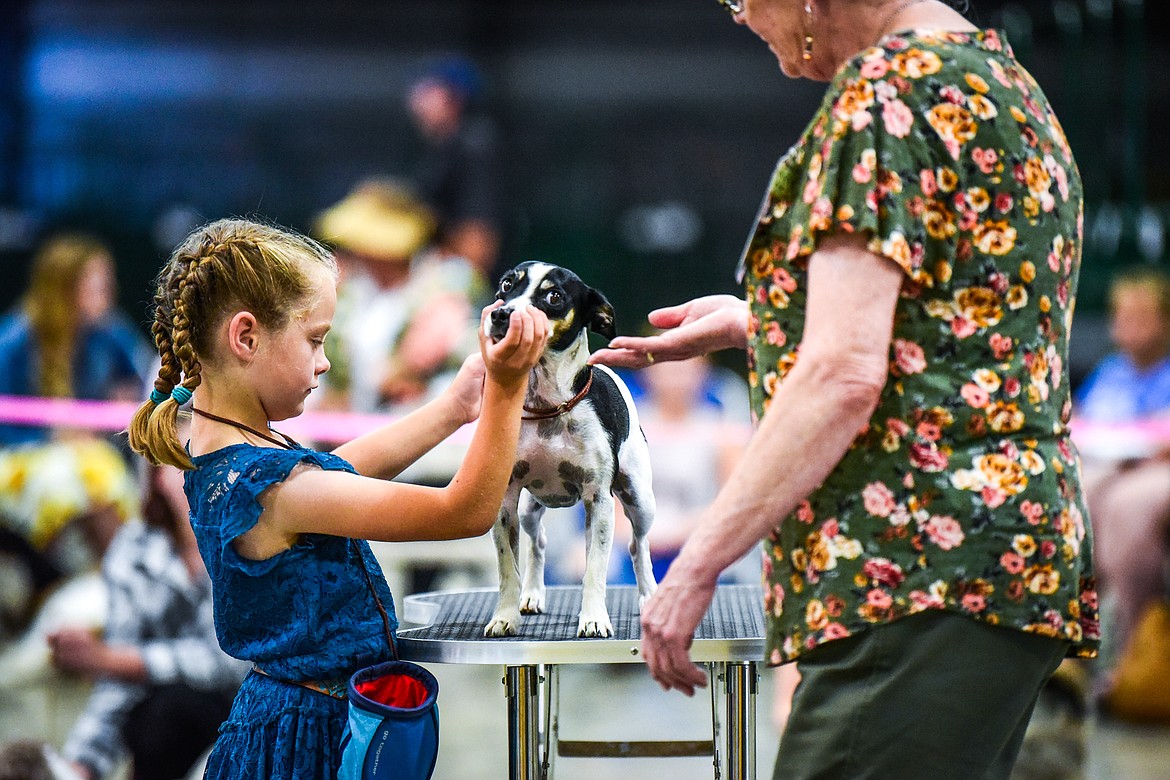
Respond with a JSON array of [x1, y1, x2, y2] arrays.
[[743, 29, 1099, 664]]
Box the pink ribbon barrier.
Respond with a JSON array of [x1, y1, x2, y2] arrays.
[[0, 394, 474, 446]]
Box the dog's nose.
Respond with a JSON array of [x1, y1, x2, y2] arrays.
[[491, 307, 512, 325]]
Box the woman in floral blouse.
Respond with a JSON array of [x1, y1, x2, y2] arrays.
[[592, 0, 1097, 776]]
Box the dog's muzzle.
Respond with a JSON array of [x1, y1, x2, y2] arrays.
[[488, 306, 514, 343]]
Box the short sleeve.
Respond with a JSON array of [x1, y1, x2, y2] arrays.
[[218, 448, 354, 559], [780, 45, 965, 290]]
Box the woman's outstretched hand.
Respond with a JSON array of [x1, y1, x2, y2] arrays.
[[589, 295, 749, 369]]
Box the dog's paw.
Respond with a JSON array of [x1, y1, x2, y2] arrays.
[[484, 612, 521, 637], [519, 591, 545, 615], [577, 616, 614, 638]]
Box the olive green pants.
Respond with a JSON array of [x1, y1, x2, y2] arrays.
[[774, 610, 1069, 780]]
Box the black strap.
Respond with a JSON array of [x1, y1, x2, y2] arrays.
[[351, 539, 398, 661]]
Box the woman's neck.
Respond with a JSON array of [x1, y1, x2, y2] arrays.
[[815, 0, 978, 78]]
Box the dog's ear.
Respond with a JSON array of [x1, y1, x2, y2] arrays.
[[586, 288, 616, 340]]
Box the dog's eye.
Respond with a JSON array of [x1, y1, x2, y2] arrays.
[[545, 290, 562, 307], [500, 278, 514, 293]]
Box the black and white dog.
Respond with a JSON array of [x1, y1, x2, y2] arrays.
[[484, 261, 656, 638]]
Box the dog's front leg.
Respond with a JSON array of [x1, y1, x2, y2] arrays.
[[578, 493, 616, 637], [518, 492, 548, 615], [485, 485, 524, 637]]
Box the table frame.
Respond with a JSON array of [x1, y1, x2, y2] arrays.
[[396, 585, 765, 780]]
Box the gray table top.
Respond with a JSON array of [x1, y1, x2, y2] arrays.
[[397, 585, 766, 665]]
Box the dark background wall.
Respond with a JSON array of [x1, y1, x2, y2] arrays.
[[0, 0, 1164, 378]]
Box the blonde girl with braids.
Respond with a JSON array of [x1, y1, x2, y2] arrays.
[[127, 218, 547, 778], [0, 232, 149, 445]]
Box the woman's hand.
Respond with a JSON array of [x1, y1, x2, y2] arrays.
[[445, 352, 487, 425], [479, 302, 549, 390], [590, 295, 748, 369]]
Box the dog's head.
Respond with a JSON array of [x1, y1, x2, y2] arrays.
[[488, 261, 615, 350]]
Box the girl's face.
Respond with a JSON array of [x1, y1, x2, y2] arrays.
[[252, 275, 336, 421], [76, 253, 116, 326]]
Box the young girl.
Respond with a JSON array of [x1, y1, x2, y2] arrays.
[[127, 218, 547, 779]]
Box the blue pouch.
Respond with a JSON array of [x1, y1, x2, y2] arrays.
[[338, 659, 440, 780]]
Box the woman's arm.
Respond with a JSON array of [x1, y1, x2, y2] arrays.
[[590, 295, 749, 369], [640, 233, 906, 694]]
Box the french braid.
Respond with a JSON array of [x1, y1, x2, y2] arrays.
[[126, 218, 336, 469]]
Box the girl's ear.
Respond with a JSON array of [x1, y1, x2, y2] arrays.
[[226, 311, 261, 362]]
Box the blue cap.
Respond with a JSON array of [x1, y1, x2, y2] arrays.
[[415, 56, 482, 103]]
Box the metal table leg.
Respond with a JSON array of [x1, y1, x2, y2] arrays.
[[725, 661, 758, 780], [505, 665, 541, 780]]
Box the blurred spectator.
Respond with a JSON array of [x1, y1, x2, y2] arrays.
[[314, 178, 435, 411], [315, 178, 481, 411], [0, 233, 151, 446], [0, 438, 137, 637], [407, 55, 503, 282], [624, 356, 750, 582], [0, 740, 82, 780], [1075, 267, 1170, 701], [49, 461, 247, 780]]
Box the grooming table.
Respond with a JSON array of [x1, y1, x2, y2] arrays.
[[397, 585, 765, 780]]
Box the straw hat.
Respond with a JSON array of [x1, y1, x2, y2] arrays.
[[315, 179, 436, 262]]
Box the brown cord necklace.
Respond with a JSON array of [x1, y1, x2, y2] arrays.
[[192, 406, 301, 449]]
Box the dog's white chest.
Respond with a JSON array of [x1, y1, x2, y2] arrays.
[[514, 415, 612, 508]]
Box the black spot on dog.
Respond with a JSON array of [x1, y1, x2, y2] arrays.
[[558, 461, 590, 485], [536, 417, 567, 438], [512, 461, 530, 481], [559, 483, 581, 505], [530, 479, 544, 490]]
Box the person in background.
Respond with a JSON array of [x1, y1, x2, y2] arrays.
[[627, 355, 751, 582], [592, 1, 1097, 777], [314, 179, 435, 411], [0, 232, 151, 446], [1075, 267, 1170, 701], [407, 56, 503, 282], [0, 234, 148, 621], [49, 459, 247, 780]]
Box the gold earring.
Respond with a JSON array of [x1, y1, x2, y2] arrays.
[[803, 3, 814, 60]]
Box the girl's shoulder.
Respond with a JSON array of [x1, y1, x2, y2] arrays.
[[189, 443, 355, 490]]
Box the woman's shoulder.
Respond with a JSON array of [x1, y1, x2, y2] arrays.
[[835, 28, 1012, 89]]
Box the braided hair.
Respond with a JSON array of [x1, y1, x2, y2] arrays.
[[128, 219, 336, 468]]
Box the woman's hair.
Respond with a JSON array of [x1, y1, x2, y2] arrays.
[[128, 218, 337, 469], [23, 233, 110, 398]]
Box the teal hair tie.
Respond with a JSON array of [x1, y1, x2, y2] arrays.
[[149, 389, 168, 405], [170, 386, 193, 405]]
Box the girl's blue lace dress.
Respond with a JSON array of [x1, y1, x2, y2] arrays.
[[186, 444, 397, 779]]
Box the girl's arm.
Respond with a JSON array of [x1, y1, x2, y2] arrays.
[[238, 306, 547, 555], [334, 352, 485, 480]]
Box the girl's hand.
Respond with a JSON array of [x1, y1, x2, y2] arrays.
[[446, 352, 487, 424], [589, 295, 748, 369], [479, 302, 549, 389]]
